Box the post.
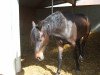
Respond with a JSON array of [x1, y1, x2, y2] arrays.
[[51, 0, 53, 14]]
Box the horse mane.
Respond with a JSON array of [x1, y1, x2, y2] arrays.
[[39, 11, 66, 35]]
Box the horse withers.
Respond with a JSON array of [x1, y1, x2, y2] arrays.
[[30, 11, 90, 75]]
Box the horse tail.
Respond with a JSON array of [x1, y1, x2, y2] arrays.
[[79, 14, 90, 35], [82, 16, 91, 44], [85, 16, 91, 34]]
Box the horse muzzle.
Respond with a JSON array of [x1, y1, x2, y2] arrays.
[[35, 51, 44, 61]]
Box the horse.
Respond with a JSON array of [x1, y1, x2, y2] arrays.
[[30, 11, 90, 75]]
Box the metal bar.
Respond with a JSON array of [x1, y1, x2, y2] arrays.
[[51, 0, 53, 14]]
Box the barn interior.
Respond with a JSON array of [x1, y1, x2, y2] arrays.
[[19, 0, 100, 75]]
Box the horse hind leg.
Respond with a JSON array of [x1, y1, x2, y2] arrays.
[[80, 33, 89, 60], [75, 39, 83, 62], [73, 43, 80, 71], [75, 38, 84, 63]]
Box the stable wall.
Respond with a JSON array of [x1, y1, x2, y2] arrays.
[[34, 5, 100, 32], [19, 6, 35, 52]]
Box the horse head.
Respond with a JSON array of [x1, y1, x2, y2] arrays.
[[31, 21, 49, 61]]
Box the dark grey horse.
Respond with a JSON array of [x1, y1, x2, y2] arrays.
[[30, 11, 90, 75]]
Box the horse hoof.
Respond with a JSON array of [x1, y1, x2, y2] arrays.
[[79, 55, 84, 62]]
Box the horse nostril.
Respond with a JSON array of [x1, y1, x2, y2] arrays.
[[37, 57, 41, 60]]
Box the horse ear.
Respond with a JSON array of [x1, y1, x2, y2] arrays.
[[32, 21, 36, 28], [32, 21, 41, 30]]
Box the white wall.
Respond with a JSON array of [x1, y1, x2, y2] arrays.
[[0, 0, 21, 75]]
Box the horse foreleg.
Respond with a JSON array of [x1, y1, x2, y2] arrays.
[[56, 45, 63, 75]]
